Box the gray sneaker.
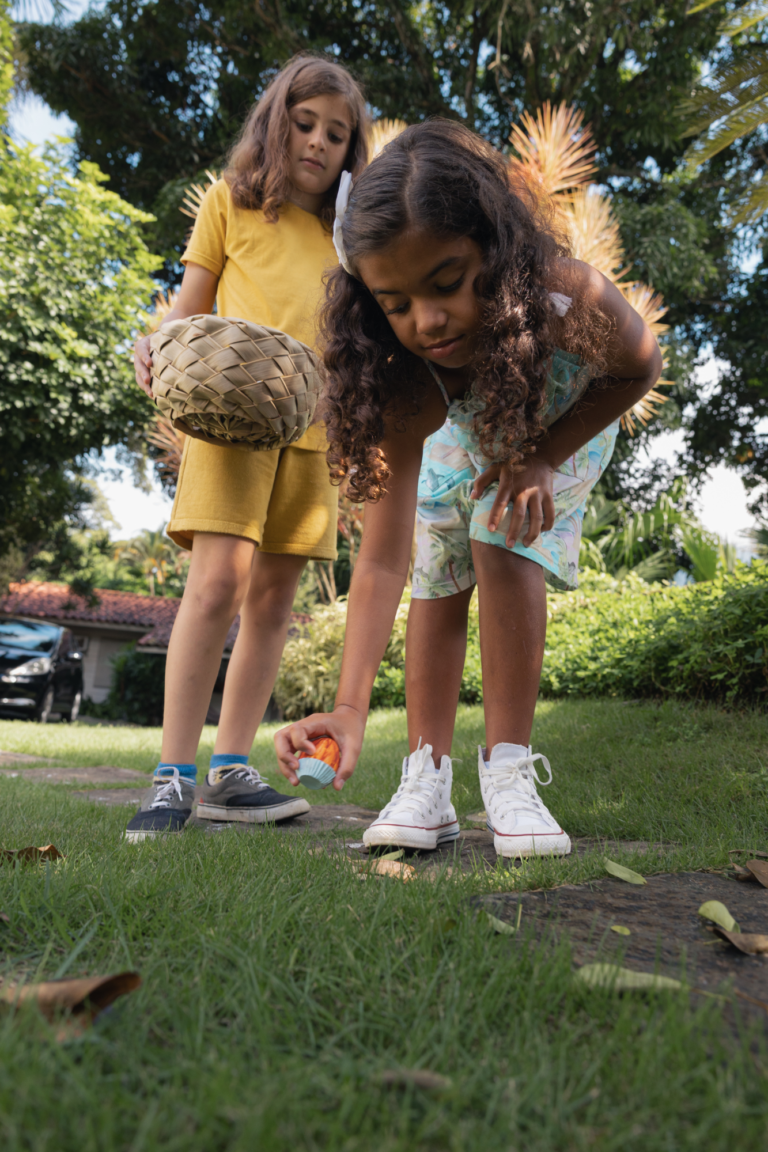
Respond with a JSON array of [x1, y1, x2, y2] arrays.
[[196, 764, 310, 823], [124, 768, 196, 842]]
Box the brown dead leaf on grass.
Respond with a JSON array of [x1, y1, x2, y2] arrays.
[[362, 859, 416, 881], [376, 1069, 453, 1091], [0, 912, 9, 924], [744, 860, 768, 888], [0, 845, 63, 864], [713, 928, 768, 955], [1, 972, 141, 1040]]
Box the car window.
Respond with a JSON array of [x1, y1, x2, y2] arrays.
[[0, 618, 60, 653]]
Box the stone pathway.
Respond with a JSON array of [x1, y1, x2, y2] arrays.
[[477, 872, 768, 1020]]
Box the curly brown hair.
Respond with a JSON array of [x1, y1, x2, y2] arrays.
[[320, 118, 607, 502], [224, 54, 369, 229]]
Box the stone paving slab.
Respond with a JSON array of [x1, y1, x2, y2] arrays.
[[0, 750, 55, 767], [1, 765, 147, 785], [477, 872, 768, 1020]]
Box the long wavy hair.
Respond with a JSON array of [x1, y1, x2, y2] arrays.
[[320, 118, 607, 502], [224, 55, 368, 229]]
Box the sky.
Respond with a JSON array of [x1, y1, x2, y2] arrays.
[[7, 10, 762, 546]]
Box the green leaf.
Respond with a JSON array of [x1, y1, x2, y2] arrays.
[[377, 849, 405, 862], [485, 912, 516, 936], [604, 859, 647, 885], [575, 964, 684, 992], [698, 900, 740, 932], [611, 925, 631, 936]]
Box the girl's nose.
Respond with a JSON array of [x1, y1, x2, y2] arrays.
[[308, 127, 326, 152], [414, 301, 449, 336]]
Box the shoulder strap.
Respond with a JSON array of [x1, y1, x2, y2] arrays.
[[423, 359, 451, 408]]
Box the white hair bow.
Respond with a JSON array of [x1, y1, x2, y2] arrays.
[[333, 170, 353, 275]]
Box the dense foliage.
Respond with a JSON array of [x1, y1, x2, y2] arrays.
[[14, 0, 768, 511], [105, 646, 165, 727], [0, 137, 158, 571], [273, 566, 768, 717]]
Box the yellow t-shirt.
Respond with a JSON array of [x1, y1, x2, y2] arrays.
[[181, 179, 335, 452]]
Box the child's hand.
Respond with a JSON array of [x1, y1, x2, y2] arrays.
[[274, 705, 366, 792], [134, 334, 154, 398], [471, 457, 555, 548]]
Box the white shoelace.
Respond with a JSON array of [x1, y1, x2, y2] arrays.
[[211, 764, 268, 790], [149, 769, 185, 809], [486, 753, 554, 824], [381, 742, 440, 819]]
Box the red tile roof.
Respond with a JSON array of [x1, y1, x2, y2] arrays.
[[0, 583, 310, 652]]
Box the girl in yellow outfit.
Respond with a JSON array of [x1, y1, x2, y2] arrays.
[[125, 55, 368, 841]]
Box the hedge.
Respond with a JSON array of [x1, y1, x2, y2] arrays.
[[272, 564, 768, 717]]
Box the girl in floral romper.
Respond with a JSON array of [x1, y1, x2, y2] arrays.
[[276, 120, 662, 860]]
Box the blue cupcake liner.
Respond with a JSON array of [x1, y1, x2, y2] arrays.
[[296, 758, 337, 790]]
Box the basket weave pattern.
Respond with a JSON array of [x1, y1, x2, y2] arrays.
[[150, 315, 321, 451]]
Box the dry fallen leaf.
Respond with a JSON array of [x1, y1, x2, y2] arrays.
[[604, 859, 646, 886], [358, 859, 416, 881], [745, 860, 768, 888], [0, 972, 141, 1039], [729, 849, 768, 859], [611, 925, 631, 936], [733, 864, 753, 880], [465, 811, 488, 825], [699, 900, 740, 933], [713, 928, 768, 955], [575, 963, 684, 992], [376, 1069, 453, 1091], [0, 845, 63, 864]]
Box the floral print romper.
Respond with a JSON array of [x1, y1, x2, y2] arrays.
[[412, 299, 619, 598]]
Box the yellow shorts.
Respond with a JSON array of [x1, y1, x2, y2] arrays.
[[166, 437, 338, 560]]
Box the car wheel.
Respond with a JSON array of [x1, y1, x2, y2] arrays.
[[35, 686, 54, 724], [64, 690, 82, 723]]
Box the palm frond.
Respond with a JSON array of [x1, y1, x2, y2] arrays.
[[509, 102, 596, 196], [730, 175, 768, 223], [558, 188, 625, 281], [685, 93, 768, 165], [681, 52, 768, 131], [369, 119, 408, 158], [145, 413, 186, 484], [618, 283, 669, 339], [621, 387, 673, 436], [720, 0, 768, 37], [143, 290, 178, 335], [180, 170, 219, 221]]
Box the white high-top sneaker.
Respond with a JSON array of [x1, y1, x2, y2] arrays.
[[363, 742, 460, 850], [479, 743, 571, 858]]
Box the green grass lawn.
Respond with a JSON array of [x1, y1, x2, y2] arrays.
[[1, 699, 768, 1150]]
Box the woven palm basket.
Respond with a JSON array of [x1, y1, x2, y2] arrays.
[[150, 315, 322, 451]]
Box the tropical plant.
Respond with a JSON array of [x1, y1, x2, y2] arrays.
[[509, 102, 671, 436], [117, 529, 189, 596], [682, 0, 768, 224]]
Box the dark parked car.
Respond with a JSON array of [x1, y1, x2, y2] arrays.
[[0, 617, 84, 723]]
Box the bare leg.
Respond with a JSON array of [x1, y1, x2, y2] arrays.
[[405, 586, 474, 764], [214, 551, 306, 755], [161, 533, 256, 763], [471, 540, 546, 750]]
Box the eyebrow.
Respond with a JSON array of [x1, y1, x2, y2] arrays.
[[292, 106, 351, 133], [371, 257, 461, 297]]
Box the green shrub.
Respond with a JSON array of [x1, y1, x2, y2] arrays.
[[107, 646, 165, 726], [274, 564, 768, 717]]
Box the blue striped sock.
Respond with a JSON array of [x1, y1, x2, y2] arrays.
[[210, 753, 248, 771], [156, 762, 197, 781]]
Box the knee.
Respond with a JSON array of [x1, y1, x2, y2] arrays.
[[244, 574, 299, 627], [187, 569, 249, 620]]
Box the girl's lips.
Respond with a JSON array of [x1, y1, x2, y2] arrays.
[[425, 336, 464, 360], [302, 157, 324, 171]]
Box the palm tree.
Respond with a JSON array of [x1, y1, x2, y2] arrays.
[[682, 0, 768, 224], [118, 529, 187, 597]]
